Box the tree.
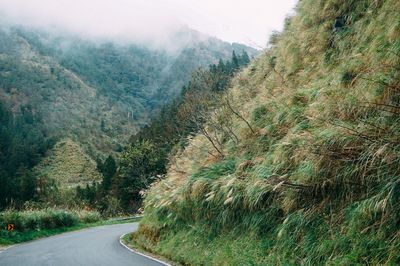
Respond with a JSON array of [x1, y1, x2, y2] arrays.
[[231, 51, 239, 71], [240, 51, 250, 65], [116, 140, 163, 211], [17, 167, 36, 201], [0, 101, 52, 209], [101, 155, 117, 192], [100, 119, 106, 132]]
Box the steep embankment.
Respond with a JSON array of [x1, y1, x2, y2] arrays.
[[133, 0, 400, 264]]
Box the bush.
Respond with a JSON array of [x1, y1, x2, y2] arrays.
[[76, 210, 101, 223], [52, 210, 79, 227], [0, 209, 100, 232]]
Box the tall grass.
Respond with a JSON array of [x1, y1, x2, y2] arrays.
[[132, 0, 400, 264], [0, 208, 101, 232]]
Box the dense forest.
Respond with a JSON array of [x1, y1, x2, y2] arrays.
[[0, 101, 54, 207]]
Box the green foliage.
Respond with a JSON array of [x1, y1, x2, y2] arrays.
[[97, 155, 117, 192], [133, 51, 251, 166], [191, 158, 236, 181], [251, 105, 270, 127], [133, 0, 400, 264], [0, 24, 257, 212], [0, 209, 77, 232], [115, 140, 164, 211], [0, 101, 54, 209], [0, 26, 258, 158], [76, 209, 102, 223]]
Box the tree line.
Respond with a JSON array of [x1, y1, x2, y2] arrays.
[[0, 102, 54, 209]]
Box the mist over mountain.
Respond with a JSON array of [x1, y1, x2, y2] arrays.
[[0, 23, 258, 158], [0, 0, 297, 48]]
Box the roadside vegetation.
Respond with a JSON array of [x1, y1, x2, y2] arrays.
[[0, 208, 139, 245], [130, 0, 400, 264]]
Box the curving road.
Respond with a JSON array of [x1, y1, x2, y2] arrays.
[[0, 222, 164, 266]]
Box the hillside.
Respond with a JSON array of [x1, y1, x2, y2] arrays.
[[0, 24, 258, 208], [0, 25, 258, 157], [34, 139, 101, 188], [132, 0, 400, 264]]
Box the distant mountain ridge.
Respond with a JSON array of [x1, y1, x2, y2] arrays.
[[0, 24, 258, 157]]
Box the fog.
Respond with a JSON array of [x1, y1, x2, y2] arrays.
[[0, 0, 297, 48]]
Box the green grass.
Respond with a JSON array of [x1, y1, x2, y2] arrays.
[[129, 223, 269, 266], [132, 203, 400, 265], [122, 233, 177, 266], [132, 0, 400, 264]]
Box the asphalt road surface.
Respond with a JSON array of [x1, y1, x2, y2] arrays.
[[0, 222, 164, 266]]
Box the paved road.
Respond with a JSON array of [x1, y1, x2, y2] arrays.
[[0, 222, 163, 266]]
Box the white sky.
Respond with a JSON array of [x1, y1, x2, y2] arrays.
[[0, 0, 297, 48]]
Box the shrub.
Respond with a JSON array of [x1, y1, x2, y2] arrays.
[[76, 210, 101, 223], [0, 208, 99, 232], [52, 210, 79, 227]]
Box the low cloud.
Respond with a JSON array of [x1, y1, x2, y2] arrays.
[[0, 0, 297, 48]]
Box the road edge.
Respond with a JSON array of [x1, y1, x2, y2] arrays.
[[1, 220, 141, 256], [119, 233, 172, 266], [0, 245, 14, 254]]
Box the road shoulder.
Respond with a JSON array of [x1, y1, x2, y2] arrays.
[[119, 233, 176, 266]]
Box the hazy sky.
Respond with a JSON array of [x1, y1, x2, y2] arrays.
[[0, 0, 297, 48]]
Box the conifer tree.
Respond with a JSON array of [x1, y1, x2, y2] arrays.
[[101, 155, 117, 192]]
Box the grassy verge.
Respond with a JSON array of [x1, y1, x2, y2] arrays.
[[123, 232, 177, 266], [131, 204, 400, 265], [131, 224, 268, 266]]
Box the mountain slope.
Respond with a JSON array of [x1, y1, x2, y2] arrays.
[[34, 139, 101, 188], [0, 26, 258, 157], [132, 0, 400, 264]]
